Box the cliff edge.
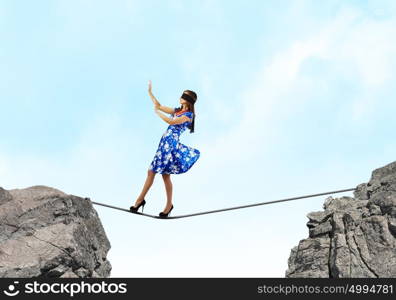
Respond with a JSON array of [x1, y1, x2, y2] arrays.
[[0, 185, 111, 278], [286, 161, 396, 277]]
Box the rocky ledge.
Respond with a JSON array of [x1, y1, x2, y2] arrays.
[[286, 161, 396, 278], [0, 185, 111, 278]]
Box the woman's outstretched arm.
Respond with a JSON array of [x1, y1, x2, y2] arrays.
[[158, 105, 175, 114], [155, 108, 191, 125], [148, 80, 175, 114]]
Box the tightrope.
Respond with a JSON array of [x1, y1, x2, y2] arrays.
[[89, 187, 356, 220]]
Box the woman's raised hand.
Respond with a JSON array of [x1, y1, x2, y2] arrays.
[[148, 79, 161, 108]]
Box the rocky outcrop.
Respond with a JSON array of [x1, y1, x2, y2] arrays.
[[0, 185, 111, 278], [286, 161, 396, 278]]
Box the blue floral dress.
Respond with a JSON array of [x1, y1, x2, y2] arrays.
[[148, 108, 200, 174]]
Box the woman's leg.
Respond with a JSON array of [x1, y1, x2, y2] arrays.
[[161, 173, 173, 212], [133, 170, 156, 206]]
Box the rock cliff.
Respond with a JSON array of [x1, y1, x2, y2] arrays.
[[0, 185, 111, 278], [286, 161, 396, 277]]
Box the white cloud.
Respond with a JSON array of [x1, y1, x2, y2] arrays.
[[198, 4, 396, 170]]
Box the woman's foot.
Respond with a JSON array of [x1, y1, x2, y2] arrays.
[[159, 203, 174, 217], [132, 197, 145, 208], [130, 198, 146, 213], [161, 203, 173, 214]]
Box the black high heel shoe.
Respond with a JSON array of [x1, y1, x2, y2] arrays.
[[159, 204, 173, 218], [130, 199, 146, 213]]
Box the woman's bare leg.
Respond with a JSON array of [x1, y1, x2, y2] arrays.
[[133, 170, 156, 206], [161, 173, 173, 213]]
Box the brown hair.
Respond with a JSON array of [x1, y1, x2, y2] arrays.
[[175, 90, 197, 133]]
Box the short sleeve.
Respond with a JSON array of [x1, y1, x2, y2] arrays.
[[184, 111, 193, 123]]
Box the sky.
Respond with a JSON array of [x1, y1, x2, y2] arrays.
[[1, 0, 396, 277]]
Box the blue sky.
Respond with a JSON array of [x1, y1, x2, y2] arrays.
[[1, 0, 396, 277]]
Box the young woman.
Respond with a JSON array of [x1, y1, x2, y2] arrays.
[[130, 80, 200, 218]]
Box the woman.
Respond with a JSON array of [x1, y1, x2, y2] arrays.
[[130, 80, 200, 218]]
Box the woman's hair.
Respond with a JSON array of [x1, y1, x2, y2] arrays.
[[175, 90, 197, 133]]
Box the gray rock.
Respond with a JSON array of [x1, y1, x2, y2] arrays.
[[0, 185, 111, 278], [0, 188, 12, 205], [285, 237, 330, 278], [286, 161, 396, 277]]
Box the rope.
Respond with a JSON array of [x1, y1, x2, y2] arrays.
[[89, 187, 356, 220]]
